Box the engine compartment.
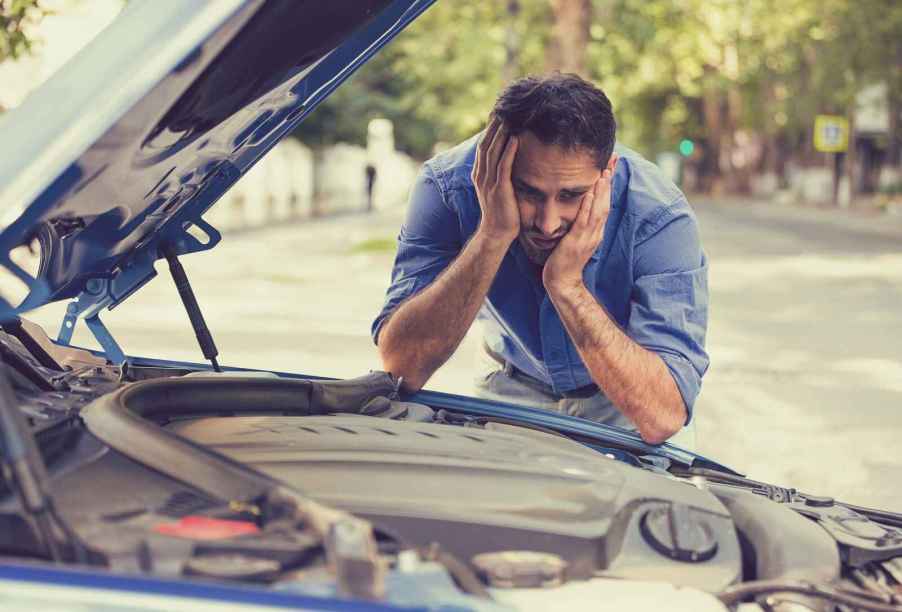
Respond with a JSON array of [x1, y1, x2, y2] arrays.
[[168, 413, 742, 589], [4, 359, 902, 611]]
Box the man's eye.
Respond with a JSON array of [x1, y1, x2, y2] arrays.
[[560, 193, 581, 202], [516, 187, 542, 201]]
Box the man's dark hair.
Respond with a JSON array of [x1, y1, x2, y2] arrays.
[[492, 73, 616, 168]]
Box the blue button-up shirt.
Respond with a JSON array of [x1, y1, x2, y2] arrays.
[[372, 135, 710, 420]]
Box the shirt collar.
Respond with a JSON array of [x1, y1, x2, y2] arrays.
[[586, 162, 627, 264]]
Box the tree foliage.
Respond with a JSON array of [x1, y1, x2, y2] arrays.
[[295, 1, 553, 159], [292, 0, 901, 178], [4, 0, 898, 172], [0, 0, 40, 63]]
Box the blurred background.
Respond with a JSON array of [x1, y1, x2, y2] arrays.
[[4, 0, 901, 208], [2, 0, 901, 510], [297, 0, 902, 209]]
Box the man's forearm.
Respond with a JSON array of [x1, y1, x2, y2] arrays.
[[547, 282, 686, 444], [378, 230, 510, 391]]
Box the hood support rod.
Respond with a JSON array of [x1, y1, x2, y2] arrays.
[[161, 246, 221, 373]]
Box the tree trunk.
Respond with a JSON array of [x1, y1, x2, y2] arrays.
[[725, 88, 751, 193], [891, 41, 902, 168], [888, 88, 901, 168], [546, 0, 591, 76], [701, 72, 724, 194], [774, 134, 789, 189], [503, 0, 521, 84]]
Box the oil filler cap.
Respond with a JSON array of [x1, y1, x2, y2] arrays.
[[640, 503, 718, 563]]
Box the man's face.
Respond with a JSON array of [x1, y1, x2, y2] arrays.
[[511, 130, 604, 265]]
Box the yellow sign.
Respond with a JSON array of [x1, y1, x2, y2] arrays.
[[814, 115, 849, 153]]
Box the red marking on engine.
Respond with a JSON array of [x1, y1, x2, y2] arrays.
[[154, 516, 260, 540]]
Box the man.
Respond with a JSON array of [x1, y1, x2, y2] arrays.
[[371, 74, 708, 446]]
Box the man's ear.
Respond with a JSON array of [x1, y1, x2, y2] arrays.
[[607, 153, 620, 172]]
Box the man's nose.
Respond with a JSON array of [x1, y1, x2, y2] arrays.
[[535, 202, 560, 236]]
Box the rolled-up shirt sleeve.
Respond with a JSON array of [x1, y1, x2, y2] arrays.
[[371, 165, 462, 345], [626, 207, 709, 423]]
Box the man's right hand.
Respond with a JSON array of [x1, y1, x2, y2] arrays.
[[471, 115, 520, 243], [379, 116, 521, 393]]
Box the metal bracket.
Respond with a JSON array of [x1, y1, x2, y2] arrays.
[[47, 162, 235, 365], [57, 287, 128, 364], [57, 312, 124, 365], [56, 217, 222, 365]]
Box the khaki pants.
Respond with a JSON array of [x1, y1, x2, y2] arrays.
[[473, 353, 697, 450]]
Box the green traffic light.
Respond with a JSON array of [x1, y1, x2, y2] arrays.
[[679, 139, 695, 157]]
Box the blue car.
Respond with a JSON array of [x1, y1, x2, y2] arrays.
[[0, 1, 900, 610]]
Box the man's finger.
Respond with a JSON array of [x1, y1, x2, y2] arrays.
[[474, 116, 500, 183], [479, 116, 501, 160], [575, 182, 596, 229], [479, 115, 500, 154], [591, 170, 611, 221], [496, 134, 519, 184], [486, 120, 508, 175]]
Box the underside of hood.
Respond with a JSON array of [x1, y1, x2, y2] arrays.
[[0, 0, 434, 323]]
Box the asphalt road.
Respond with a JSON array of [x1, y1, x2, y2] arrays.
[[691, 200, 902, 512], [24, 198, 902, 512]]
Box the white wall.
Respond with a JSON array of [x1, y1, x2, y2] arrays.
[[207, 140, 316, 230]]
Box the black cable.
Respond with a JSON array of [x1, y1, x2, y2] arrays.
[[0, 358, 63, 562], [718, 579, 902, 611]]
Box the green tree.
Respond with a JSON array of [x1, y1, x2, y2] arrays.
[[295, 1, 551, 158], [586, 0, 901, 189], [0, 0, 40, 61], [296, 0, 901, 189], [1, 0, 41, 112]]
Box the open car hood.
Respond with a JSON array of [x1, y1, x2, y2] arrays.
[[0, 0, 434, 321], [0, 0, 736, 474]]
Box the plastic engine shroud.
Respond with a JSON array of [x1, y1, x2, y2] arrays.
[[168, 414, 743, 589]]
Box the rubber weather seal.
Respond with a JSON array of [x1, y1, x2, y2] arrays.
[[79, 372, 396, 502]]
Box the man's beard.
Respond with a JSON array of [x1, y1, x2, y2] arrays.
[[518, 227, 568, 265]]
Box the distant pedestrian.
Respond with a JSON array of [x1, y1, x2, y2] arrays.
[[365, 163, 377, 212]]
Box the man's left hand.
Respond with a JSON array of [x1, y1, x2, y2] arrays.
[[542, 156, 617, 293]]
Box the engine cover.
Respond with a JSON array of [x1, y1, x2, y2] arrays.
[[169, 415, 741, 588]]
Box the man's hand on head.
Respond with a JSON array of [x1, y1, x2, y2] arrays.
[[542, 155, 618, 294], [471, 115, 521, 243], [379, 117, 526, 393]]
